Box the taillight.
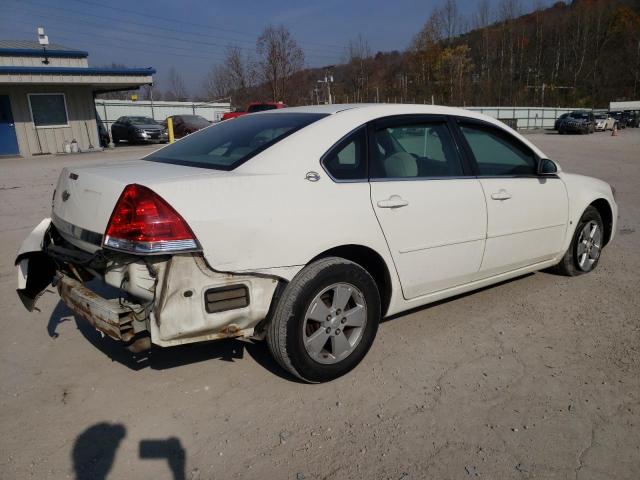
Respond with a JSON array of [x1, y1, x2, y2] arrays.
[[103, 184, 200, 254]]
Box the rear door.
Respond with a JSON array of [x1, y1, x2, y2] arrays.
[[455, 119, 568, 276], [368, 116, 487, 299]]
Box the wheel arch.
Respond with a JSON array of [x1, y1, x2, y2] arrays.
[[590, 198, 613, 246], [310, 244, 393, 317]]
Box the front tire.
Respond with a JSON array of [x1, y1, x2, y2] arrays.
[[267, 257, 380, 383], [552, 206, 604, 276]]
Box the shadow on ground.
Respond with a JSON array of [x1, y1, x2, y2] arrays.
[[48, 272, 539, 381], [47, 297, 301, 382], [72, 423, 186, 480]]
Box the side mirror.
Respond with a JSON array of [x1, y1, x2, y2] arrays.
[[538, 158, 558, 175]]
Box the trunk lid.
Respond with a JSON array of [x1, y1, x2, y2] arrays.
[[52, 159, 222, 252]]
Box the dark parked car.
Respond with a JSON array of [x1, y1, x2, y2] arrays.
[[624, 110, 639, 128], [111, 116, 168, 144], [558, 110, 595, 134], [166, 114, 210, 139], [554, 112, 570, 130], [608, 111, 627, 129]]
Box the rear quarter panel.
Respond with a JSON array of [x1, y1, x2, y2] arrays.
[[146, 110, 406, 311]]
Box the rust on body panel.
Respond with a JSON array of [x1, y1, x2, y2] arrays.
[[56, 275, 141, 341]]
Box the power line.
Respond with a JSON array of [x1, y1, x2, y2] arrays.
[[15, 0, 261, 49], [7, 2, 340, 61], [69, 0, 347, 50], [14, 0, 346, 52], [9, 24, 227, 63]]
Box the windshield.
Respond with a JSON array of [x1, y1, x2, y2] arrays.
[[146, 112, 327, 170], [595, 114, 607, 119], [248, 104, 280, 113], [128, 116, 157, 125]]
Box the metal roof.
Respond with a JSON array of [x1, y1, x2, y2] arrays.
[[0, 40, 88, 57], [0, 66, 156, 76]]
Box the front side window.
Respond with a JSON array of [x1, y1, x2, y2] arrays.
[[371, 122, 463, 179], [147, 112, 327, 170], [460, 124, 536, 176], [321, 128, 367, 180], [28, 93, 68, 127]]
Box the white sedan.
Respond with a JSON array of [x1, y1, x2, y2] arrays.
[[16, 104, 618, 382], [594, 113, 615, 131]]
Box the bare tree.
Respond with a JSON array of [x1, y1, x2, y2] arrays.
[[256, 25, 305, 102], [442, 0, 460, 43], [203, 64, 233, 99], [166, 66, 188, 101], [344, 35, 372, 102], [203, 47, 255, 104]]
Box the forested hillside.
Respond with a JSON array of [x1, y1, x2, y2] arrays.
[[225, 0, 640, 108]]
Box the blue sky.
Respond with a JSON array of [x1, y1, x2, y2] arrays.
[[2, 0, 552, 95]]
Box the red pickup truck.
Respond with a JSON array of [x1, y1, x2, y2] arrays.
[[221, 102, 286, 121]]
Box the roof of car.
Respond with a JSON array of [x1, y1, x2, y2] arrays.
[[267, 103, 491, 117], [261, 103, 549, 164]]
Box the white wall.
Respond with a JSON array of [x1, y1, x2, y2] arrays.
[[609, 101, 640, 111], [465, 106, 580, 129], [95, 99, 231, 130]]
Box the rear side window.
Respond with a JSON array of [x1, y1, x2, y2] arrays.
[[321, 128, 367, 180], [147, 113, 326, 170], [460, 124, 536, 176], [371, 122, 463, 179]]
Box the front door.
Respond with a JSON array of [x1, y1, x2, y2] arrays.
[[457, 121, 569, 276], [0, 95, 19, 156], [369, 117, 487, 299]]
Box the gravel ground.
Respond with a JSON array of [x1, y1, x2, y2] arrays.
[[1, 130, 638, 480]]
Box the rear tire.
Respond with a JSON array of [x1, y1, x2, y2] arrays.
[[551, 206, 604, 276], [267, 257, 380, 383]]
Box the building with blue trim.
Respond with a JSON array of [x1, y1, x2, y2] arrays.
[[0, 40, 155, 156]]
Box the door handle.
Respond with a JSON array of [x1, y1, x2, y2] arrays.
[[490, 189, 512, 201], [377, 195, 409, 209]]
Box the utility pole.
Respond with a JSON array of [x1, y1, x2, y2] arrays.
[[317, 66, 334, 104]]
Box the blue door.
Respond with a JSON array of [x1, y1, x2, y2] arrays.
[[0, 95, 19, 155]]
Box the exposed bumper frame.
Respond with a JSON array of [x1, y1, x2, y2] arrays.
[[56, 274, 147, 343]]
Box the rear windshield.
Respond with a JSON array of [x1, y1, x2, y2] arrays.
[[248, 104, 280, 113], [181, 115, 210, 126], [146, 112, 327, 170]]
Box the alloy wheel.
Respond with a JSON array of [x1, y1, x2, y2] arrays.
[[576, 221, 602, 271], [302, 283, 367, 364]]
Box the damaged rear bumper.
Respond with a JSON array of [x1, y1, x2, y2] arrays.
[[16, 219, 282, 350], [56, 274, 151, 351]]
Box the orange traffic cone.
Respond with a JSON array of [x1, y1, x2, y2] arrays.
[[612, 124, 618, 136]]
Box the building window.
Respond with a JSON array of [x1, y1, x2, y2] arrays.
[[28, 93, 69, 127]]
